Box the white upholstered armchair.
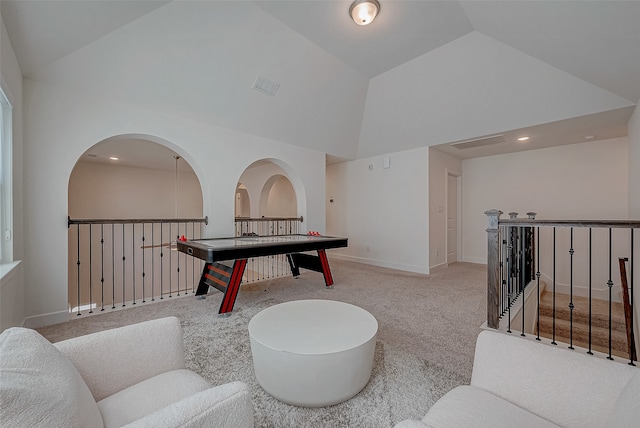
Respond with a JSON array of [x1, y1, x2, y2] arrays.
[[0, 316, 254, 428]]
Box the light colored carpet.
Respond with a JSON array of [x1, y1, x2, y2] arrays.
[[38, 259, 487, 427]]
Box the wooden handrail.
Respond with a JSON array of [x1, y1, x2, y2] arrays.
[[69, 216, 208, 226], [498, 219, 640, 228], [619, 257, 637, 362], [234, 216, 303, 222]]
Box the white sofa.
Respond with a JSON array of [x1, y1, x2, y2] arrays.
[[395, 330, 639, 428], [0, 316, 254, 428]]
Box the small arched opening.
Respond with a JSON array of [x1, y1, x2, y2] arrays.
[[234, 159, 305, 281]]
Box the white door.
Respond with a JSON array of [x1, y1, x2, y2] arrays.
[[447, 174, 458, 264]]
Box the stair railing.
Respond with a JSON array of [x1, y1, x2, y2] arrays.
[[485, 210, 639, 365], [233, 216, 304, 283], [68, 216, 208, 315]]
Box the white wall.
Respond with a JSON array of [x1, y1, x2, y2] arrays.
[[629, 106, 640, 218], [462, 137, 630, 301], [69, 162, 203, 219], [428, 148, 462, 269], [265, 176, 297, 217], [326, 147, 430, 274], [22, 79, 326, 328], [0, 12, 25, 331]]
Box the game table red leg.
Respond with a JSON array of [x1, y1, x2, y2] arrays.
[[218, 259, 247, 315], [317, 249, 334, 288], [286, 250, 335, 288]]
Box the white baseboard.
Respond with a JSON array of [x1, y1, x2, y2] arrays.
[[330, 254, 429, 275], [462, 256, 486, 265], [539, 273, 621, 303], [428, 262, 448, 273]]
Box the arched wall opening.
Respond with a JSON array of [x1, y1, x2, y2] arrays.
[[67, 135, 205, 312], [236, 159, 304, 220], [259, 174, 297, 217], [68, 137, 203, 219]]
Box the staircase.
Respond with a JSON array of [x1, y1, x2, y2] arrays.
[[537, 291, 631, 359]]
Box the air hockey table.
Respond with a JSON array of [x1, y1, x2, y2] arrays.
[[177, 234, 348, 315]]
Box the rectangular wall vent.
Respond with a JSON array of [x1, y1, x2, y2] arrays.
[[450, 134, 506, 150], [253, 76, 280, 96]]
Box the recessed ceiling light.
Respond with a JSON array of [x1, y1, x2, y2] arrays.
[[585, 135, 594, 140], [109, 156, 119, 161], [517, 136, 530, 142]]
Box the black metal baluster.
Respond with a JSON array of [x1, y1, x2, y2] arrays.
[[142, 222, 146, 303], [521, 225, 526, 336], [607, 227, 614, 360], [630, 228, 636, 366], [100, 224, 105, 311], [191, 221, 195, 293], [568, 227, 575, 350], [552, 227, 557, 345], [500, 227, 506, 316], [151, 223, 155, 301], [169, 222, 173, 297], [132, 223, 136, 305], [507, 226, 512, 333], [160, 222, 164, 299], [76, 224, 81, 316], [122, 224, 126, 307], [587, 228, 593, 355], [112, 224, 115, 309], [89, 224, 93, 313], [536, 226, 541, 341], [176, 223, 181, 296]]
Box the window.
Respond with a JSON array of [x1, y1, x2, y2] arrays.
[[0, 86, 12, 263]]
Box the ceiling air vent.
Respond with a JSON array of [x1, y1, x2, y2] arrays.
[[252, 76, 280, 96], [450, 134, 506, 150]]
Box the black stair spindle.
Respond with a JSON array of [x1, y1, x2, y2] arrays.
[[112, 224, 115, 309], [89, 224, 93, 313], [132, 223, 136, 305], [536, 226, 541, 341], [100, 224, 105, 311], [76, 224, 81, 316], [587, 228, 593, 355], [122, 224, 126, 307], [607, 228, 614, 360], [142, 222, 146, 303], [160, 222, 164, 300], [552, 227, 557, 345], [568, 227, 575, 350]]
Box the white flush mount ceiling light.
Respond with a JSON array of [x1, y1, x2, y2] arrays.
[[349, 0, 380, 26], [517, 136, 530, 142]]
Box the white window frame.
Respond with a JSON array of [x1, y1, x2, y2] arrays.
[[0, 84, 13, 263]]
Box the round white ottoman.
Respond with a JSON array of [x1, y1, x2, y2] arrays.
[[248, 299, 378, 407]]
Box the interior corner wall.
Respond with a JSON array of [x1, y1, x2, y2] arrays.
[[628, 106, 640, 218], [22, 79, 326, 328], [461, 137, 629, 264], [326, 147, 430, 274], [1, 12, 25, 331], [428, 148, 462, 270]]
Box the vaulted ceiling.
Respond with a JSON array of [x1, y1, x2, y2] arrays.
[[2, 0, 638, 161]]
